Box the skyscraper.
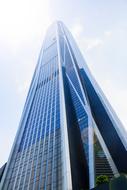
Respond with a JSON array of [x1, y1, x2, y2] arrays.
[[1, 21, 127, 190]]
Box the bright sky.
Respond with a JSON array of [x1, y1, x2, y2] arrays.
[[0, 0, 127, 167]]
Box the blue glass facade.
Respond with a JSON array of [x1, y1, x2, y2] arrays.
[[1, 24, 63, 190], [1, 21, 127, 190]]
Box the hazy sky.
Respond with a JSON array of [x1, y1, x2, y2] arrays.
[[0, 0, 127, 167]]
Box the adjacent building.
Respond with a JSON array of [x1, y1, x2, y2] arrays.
[[1, 21, 127, 190]]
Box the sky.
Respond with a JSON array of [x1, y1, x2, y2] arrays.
[[0, 0, 127, 167]]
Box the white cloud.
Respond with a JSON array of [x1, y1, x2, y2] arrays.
[[70, 23, 84, 37], [16, 81, 29, 95], [71, 22, 113, 53], [81, 30, 113, 52], [83, 38, 104, 51], [104, 31, 112, 37]]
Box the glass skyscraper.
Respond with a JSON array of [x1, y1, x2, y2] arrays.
[[1, 21, 127, 190]]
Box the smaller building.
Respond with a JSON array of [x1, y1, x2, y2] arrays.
[[0, 163, 6, 182]]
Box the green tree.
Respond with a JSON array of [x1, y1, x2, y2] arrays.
[[96, 175, 109, 186]]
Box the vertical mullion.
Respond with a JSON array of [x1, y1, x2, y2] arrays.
[[38, 61, 52, 190], [12, 89, 39, 189], [51, 58, 58, 190], [56, 22, 73, 190], [44, 58, 56, 189]]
